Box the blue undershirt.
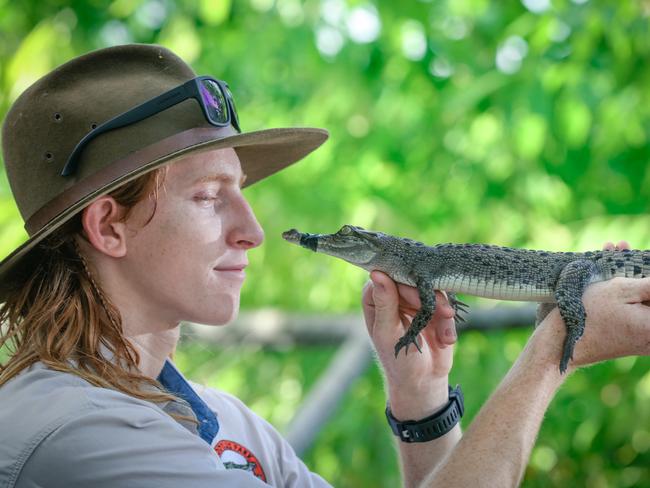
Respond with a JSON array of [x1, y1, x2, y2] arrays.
[[157, 360, 219, 445]]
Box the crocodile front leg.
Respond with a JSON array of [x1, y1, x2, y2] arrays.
[[394, 277, 436, 357], [554, 260, 599, 374]]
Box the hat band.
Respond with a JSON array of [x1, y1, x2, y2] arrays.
[[25, 125, 238, 236], [62, 76, 240, 177]]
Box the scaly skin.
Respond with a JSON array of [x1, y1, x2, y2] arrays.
[[282, 225, 650, 373]]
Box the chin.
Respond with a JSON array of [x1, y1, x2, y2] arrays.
[[192, 294, 240, 326], [216, 307, 240, 325]]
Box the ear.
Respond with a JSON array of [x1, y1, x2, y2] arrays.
[[81, 196, 128, 258]]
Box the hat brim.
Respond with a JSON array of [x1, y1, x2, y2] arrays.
[[0, 126, 328, 300]]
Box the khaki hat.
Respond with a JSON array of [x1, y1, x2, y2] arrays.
[[0, 44, 328, 300]]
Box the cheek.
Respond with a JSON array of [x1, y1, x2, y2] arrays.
[[128, 221, 190, 275], [128, 201, 229, 279], [173, 204, 226, 244]]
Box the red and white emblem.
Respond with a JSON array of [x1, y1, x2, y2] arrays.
[[214, 440, 267, 482]]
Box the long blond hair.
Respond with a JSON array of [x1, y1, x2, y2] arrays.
[[0, 166, 190, 413]]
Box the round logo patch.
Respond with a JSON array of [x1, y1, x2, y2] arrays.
[[214, 440, 267, 482]]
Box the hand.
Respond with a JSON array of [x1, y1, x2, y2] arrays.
[[362, 271, 457, 419], [538, 277, 650, 371], [602, 240, 630, 251], [536, 238, 650, 372]]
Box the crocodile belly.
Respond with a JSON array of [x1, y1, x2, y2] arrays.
[[432, 274, 554, 302]]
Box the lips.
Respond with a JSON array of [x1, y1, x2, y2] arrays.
[[213, 262, 248, 281], [214, 265, 247, 271]]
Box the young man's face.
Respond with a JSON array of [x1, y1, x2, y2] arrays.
[[118, 147, 264, 327]]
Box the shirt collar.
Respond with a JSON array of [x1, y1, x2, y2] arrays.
[[157, 359, 219, 445]]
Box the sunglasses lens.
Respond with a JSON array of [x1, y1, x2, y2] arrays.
[[199, 79, 228, 125], [222, 84, 240, 131]]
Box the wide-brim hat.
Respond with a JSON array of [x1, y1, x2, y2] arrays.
[[0, 44, 328, 301]]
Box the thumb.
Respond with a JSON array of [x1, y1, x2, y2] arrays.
[[369, 271, 401, 331]]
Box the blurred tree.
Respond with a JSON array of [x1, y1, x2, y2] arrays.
[[1, 0, 649, 486]]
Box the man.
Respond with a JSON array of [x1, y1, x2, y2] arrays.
[[0, 44, 647, 487]]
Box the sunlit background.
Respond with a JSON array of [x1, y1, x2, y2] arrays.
[[1, 0, 649, 486]]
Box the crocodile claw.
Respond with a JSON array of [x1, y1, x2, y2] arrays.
[[454, 310, 468, 321], [559, 328, 580, 374], [448, 294, 470, 318], [394, 333, 422, 357]]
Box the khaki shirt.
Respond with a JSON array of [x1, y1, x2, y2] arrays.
[[0, 360, 330, 487]]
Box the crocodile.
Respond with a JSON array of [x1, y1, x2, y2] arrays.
[[282, 225, 650, 373]]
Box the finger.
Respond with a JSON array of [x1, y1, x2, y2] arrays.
[[430, 297, 457, 346], [399, 312, 412, 332], [603, 241, 615, 251], [395, 284, 454, 317], [616, 240, 630, 250], [397, 311, 443, 353], [414, 308, 455, 350], [434, 291, 455, 319], [361, 280, 376, 334], [395, 282, 421, 308], [396, 291, 419, 312], [436, 319, 457, 346], [396, 289, 455, 344], [397, 305, 419, 318], [403, 294, 456, 348], [394, 283, 449, 306], [367, 271, 401, 336]]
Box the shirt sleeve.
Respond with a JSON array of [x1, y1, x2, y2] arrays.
[[16, 404, 270, 488]]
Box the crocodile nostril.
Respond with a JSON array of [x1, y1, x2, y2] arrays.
[[53, 113, 62, 122]]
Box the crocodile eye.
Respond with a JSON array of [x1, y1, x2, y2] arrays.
[[339, 225, 353, 235]]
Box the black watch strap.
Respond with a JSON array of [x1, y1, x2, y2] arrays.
[[385, 385, 464, 443]]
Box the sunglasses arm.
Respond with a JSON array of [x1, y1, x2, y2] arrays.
[[61, 80, 195, 176]]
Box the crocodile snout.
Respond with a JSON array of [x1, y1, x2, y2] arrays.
[[282, 228, 319, 252], [282, 228, 302, 243]]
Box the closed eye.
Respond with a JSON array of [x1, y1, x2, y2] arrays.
[[194, 194, 222, 206]]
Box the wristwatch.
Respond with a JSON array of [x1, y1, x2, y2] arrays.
[[385, 385, 464, 443]]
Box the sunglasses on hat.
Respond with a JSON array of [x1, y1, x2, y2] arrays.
[[61, 76, 240, 177]]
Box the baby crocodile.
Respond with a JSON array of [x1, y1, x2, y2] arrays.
[[283, 225, 650, 373]]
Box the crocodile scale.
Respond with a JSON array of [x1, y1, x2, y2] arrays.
[[283, 225, 650, 373]]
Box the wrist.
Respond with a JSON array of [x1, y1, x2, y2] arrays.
[[519, 322, 571, 386], [386, 385, 464, 443], [387, 377, 449, 420]]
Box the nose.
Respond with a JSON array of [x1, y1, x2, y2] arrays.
[[227, 193, 265, 249]]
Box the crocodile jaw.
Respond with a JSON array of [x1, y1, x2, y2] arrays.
[[282, 228, 378, 266], [282, 228, 319, 251]]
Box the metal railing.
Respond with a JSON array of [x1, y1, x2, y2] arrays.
[[182, 304, 537, 455]]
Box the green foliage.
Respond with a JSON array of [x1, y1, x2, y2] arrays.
[[2, 0, 650, 486]]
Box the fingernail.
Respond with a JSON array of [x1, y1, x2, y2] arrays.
[[373, 279, 385, 292], [369, 273, 382, 288], [445, 328, 456, 339]]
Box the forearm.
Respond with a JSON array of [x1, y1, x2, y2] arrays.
[[397, 422, 461, 488], [390, 379, 462, 488], [361, 273, 462, 487], [421, 326, 566, 487]]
